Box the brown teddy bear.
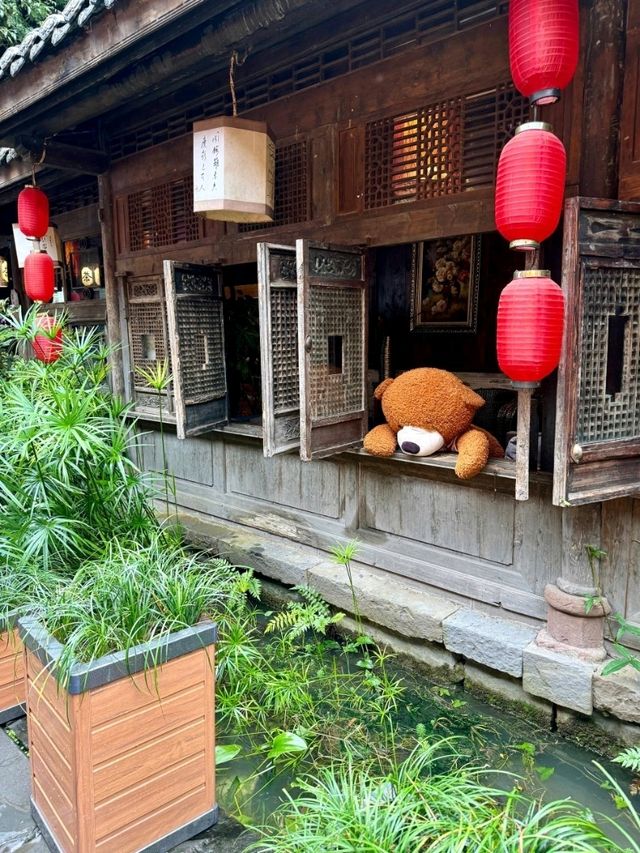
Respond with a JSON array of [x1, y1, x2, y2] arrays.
[[363, 367, 504, 479]]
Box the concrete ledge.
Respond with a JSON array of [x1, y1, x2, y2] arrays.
[[177, 512, 639, 730], [308, 561, 459, 643], [442, 609, 537, 677]]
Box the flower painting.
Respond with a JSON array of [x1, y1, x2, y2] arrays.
[[411, 235, 480, 331]]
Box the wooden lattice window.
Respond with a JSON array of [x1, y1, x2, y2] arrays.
[[127, 178, 202, 251], [363, 84, 530, 210], [125, 275, 173, 414], [554, 198, 640, 506], [240, 141, 310, 233]]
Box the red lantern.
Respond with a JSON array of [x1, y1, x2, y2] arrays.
[[495, 122, 566, 251], [33, 315, 63, 364], [24, 251, 55, 302], [18, 185, 49, 239], [497, 270, 565, 384], [509, 0, 579, 105]]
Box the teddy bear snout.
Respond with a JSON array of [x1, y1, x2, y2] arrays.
[[401, 441, 420, 454]]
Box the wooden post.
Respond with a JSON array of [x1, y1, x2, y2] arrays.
[[97, 173, 124, 399], [515, 385, 533, 501], [579, 0, 627, 198]]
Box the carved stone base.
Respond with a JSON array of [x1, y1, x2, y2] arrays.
[[540, 584, 611, 662]]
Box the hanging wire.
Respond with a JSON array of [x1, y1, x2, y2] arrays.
[[229, 50, 239, 117], [30, 144, 47, 187]]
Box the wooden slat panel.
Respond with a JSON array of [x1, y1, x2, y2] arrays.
[[33, 776, 76, 851], [29, 715, 72, 788], [30, 745, 75, 842], [90, 647, 206, 727], [94, 754, 206, 839], [0, 681, 24, 711], [27, 683, 72, 747], [96, 785, 210, 853], [93, 718, 206, 803], [91, 683, 206, 765]]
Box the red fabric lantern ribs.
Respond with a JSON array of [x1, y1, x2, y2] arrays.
[[509, 0, 579, 105], [495, 122, 566, 251], [497, 270, 565, 385], [18, 185, 49, 239], [24, 251, 55, 303], [33, 315, 63, 364]]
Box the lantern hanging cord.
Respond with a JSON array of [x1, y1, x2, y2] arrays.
[[229, 51, 239, 117], [31, 144, 47, 187], [229, 49, 248, 117]]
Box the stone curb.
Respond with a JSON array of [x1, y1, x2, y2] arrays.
[[178, 511, 640, 738]]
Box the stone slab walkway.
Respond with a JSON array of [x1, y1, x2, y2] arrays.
[[0, 720, 257, 853]]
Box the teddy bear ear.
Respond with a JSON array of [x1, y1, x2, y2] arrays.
[[461, 384, 485, 409], [374, 378, 395, 400]]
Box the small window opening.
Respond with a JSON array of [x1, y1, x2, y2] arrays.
[[606, 307, 629, 397], [327, 335, 343, 374], [223, 263, 262, 422], [141, 334, 156, 361]]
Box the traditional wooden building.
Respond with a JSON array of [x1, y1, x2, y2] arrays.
[[1, 0, 639, 735]]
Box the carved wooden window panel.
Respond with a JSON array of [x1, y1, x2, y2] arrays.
[[240, 141, 310, 233], [554, 198, 640, 506], [363, 84, 530, 210], [125, 275, 174, 414], [164, 261, 228, 439], [127, 178, 202, 251], [258, 241, 368, 460]]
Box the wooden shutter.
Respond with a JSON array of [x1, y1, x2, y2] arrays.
[[553, 198, 640, 505], [164, 260, 227, 439], [297, 240, 368, 461], [257, 243, 301, 456]]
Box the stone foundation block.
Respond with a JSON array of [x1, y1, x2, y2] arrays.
[[337, 616, 465, 682], [442, 609, 537, 677], [523, 642, 595, 714], [307, 561, 459, 642], [593, 665, 640, 724]]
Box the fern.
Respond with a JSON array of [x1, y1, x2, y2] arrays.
[[613, 746, 640, 773], [265, 586, 344, 640]]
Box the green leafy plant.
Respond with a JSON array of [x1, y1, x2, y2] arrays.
[[613, 746, 640, 773], [249, 740, 636, 852], [602, 614, 640, 676], [265, 586, 344, 641], [0, 313, 158, 576]]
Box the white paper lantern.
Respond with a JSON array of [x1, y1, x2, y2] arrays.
[[193, 117, 275, 223]]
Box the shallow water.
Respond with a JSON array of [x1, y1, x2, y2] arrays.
[[216, 657, 638, 837]]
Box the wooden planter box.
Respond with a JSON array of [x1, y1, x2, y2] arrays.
[[0, 619, 26, 724], [19, 617, 218, 853]]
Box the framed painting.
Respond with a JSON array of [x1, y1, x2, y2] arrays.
[[410, 234, 481, 332]]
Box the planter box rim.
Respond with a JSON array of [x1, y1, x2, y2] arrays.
[[0, 608, 22, 632], [18, 616, 217, 694]]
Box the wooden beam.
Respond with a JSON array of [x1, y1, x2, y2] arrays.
[[36, 142, 109, 175]]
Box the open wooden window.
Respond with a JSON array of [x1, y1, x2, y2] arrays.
[[554, 198, 640, 505], [297, 240, 368, 460], [258, 243, 301, 456], [164, 261, 228, 439], [258, 241, 368, 461]]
